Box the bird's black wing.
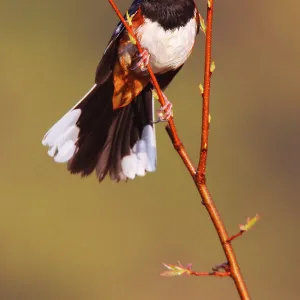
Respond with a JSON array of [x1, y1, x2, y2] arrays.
[[95, 0, 142, 84], [155, 66, 183, 91]]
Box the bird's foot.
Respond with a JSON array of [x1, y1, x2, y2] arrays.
[[155, 93, 173, 123], [131, 49, 150, 72]]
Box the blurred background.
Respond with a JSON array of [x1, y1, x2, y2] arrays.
[[0, 0, 299, 299]]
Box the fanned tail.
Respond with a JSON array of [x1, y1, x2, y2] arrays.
[[42, 77, 156, 182]]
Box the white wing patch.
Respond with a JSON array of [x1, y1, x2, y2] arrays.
[[42, 109, 81, 163], [121, 124, 157, 179], [42, 85, 98, 163]]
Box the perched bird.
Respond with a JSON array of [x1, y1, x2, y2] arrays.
[[42, 0, 200, 182]]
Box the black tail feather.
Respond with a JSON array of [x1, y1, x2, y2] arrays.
[[67, 77, 155, 182], [67, 78, 115, 176]]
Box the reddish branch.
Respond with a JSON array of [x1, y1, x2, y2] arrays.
[[108, 1, 251, 299], [227, 231, 245, 243], [196, 2, 213, 184], [195, 2, 250, 298], [191, 271, 230, 277]]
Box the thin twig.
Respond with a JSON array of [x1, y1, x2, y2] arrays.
[[227, 231, 244, 243], [190, 271, 231, 277], [108, 1, 251, 299], [197, 184, 250, 299], [196, 5, 213, 184], [195, 1, 251, 299]]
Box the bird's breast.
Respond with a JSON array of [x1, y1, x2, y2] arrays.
[[136, 17, 197, 74]]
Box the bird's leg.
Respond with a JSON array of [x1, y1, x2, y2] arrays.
[[131, 49, 150, 72], [155, 92, 173, 123]]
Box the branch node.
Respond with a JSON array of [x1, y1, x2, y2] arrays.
[[227, 231, 244, 243], [213, 262, 230, 272], [195, 171, 206, 185]]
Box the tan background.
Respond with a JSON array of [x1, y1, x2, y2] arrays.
[[0, 0, 299, 299]]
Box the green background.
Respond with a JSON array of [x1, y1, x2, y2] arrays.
[[1, 0, 299, 299]]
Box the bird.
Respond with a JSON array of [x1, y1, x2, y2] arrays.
[[42, 0, 200, 182]]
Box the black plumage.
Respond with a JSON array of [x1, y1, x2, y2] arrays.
[[141, 0, 196, 30]]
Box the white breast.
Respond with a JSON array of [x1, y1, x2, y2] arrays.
[[136, 16, 197, 74]]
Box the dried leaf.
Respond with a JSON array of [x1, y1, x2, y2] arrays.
[[210, 61, 216, 73], [199, 14, 206, 34], [126, 11, 136, 45], [126, 11, 133, 26], [240, 214, 260, 232], [160, 262, 191, 277], [152, 89, 159, 100], [199, 83, 204, 94]]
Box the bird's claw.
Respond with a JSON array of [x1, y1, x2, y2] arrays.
[[131, 49, 150, 72], [154, 94, 173, 123]]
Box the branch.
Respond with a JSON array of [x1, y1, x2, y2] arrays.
[[195, 1, 251, 298], [108, 1, 252, 299], [228, 214, 260, 243], [227, 231, 244, 243], [191, 271, 230, 277], [160, 262, 230, 277], [196, 2, 213, 184]]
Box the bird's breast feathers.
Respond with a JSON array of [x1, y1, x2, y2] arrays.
[[111, 7, 198, 109], [135, 13, 198, 74]]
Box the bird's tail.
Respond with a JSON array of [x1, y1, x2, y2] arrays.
[[42, 78, 156, 182]]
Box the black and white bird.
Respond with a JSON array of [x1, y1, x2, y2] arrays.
[[42, 0, 200, 182]]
